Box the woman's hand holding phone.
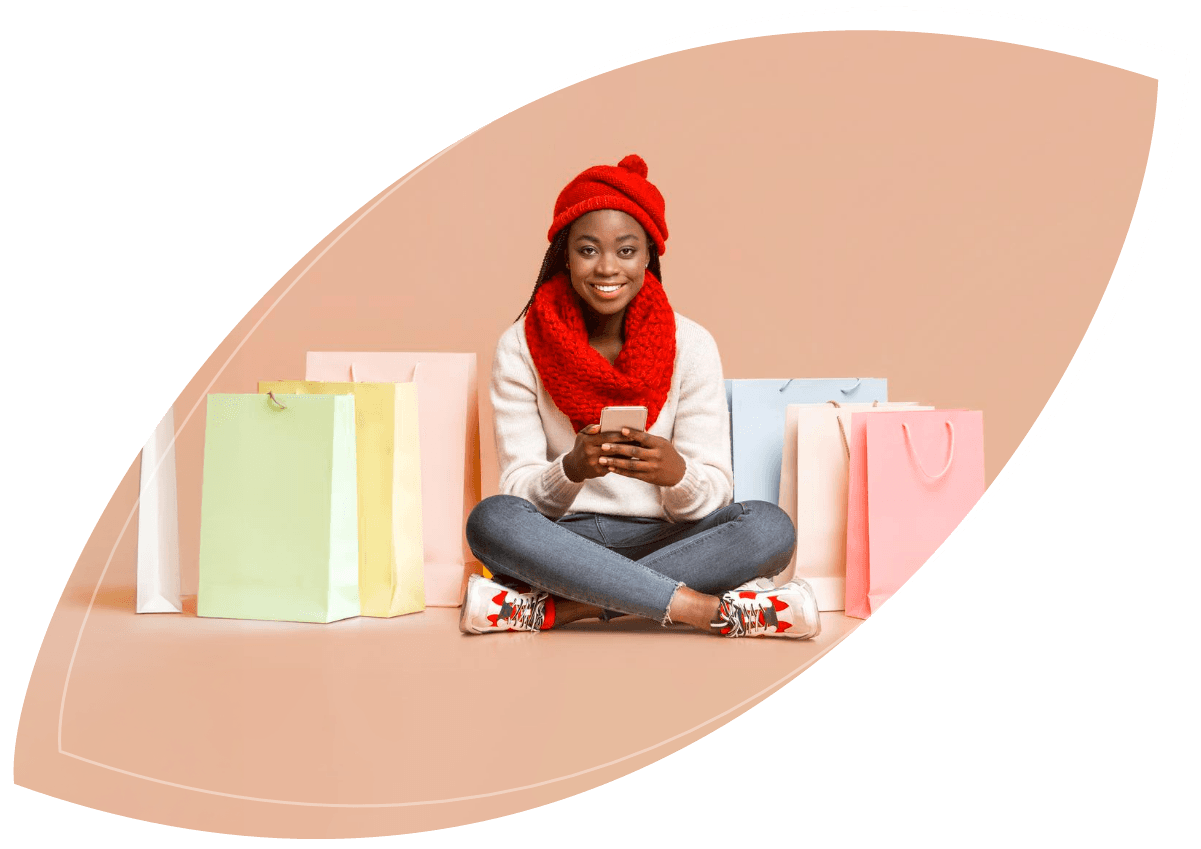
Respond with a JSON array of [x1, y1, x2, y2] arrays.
[[563, 424, 623, 482], [597, 428, 686, 487], [563, 422, 687, 487]]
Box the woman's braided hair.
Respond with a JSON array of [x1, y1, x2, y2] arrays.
[[514, 225, 662, 322]]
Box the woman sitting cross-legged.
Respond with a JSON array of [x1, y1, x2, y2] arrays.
[[461, 154, 820, 639]]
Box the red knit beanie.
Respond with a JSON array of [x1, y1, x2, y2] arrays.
[[548, 154, 669, 255]]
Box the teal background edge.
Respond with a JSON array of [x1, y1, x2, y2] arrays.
[[4, 3, 1196, 845]]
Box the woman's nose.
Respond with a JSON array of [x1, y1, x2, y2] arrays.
[[598, 252, 619, 275]]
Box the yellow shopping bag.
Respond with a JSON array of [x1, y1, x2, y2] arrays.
[[259, 380, 425, 617]]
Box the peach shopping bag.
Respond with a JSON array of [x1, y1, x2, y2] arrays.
[[844, 409, 984, 619], [306, 352, 482, 607], [776, 401, 929, 610]]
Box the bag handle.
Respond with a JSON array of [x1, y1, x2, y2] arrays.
[[826, 400, 852, 460], [779, 377, 864, 395], [835, 403, 883, 458], [349, 361, 421, 382], [267, 392, 287, 409], [902, 420, 956, 480]]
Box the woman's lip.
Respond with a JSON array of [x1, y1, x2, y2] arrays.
[[589, 282, 626, 299]]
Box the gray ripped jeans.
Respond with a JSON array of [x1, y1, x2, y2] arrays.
[[465, 495, 797, 623]]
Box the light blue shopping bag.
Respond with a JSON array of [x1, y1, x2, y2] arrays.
[[726, 378, 888, 504]]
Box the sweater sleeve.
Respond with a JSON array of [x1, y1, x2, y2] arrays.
[[491, 325, 584, 519], [660, 322, 735, 522]]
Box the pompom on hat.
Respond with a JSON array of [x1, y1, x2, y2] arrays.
[[548, 154, 669, 255]]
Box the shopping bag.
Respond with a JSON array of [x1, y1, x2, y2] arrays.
[[136, 407, 182, 613], [259, 379, 425, 617], [844, 409, 985, 619], [198, 393, 360, 623], [776, 401, 930, 610], [306, 352, 482, 607], [727, 378, 888, 503]]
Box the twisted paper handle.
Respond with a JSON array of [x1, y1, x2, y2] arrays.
[[902, 420, 956, 479]]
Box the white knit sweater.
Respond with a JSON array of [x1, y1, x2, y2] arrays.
[[490, 313, 734, 522]]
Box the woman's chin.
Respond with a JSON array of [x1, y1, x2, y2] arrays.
[[591, 299, 637, 320], [587, 295, 627, 312]]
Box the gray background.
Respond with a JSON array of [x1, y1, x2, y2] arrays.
[[4, 3, 1196, 845]]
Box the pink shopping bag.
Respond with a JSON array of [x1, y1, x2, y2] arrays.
[[306, 352, 483, 607], [844, 409, 984, 619]]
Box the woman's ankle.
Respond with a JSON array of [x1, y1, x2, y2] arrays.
[[549, 597, 605, 627], [666, 586, 722, 632]]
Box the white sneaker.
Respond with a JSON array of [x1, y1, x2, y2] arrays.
[[711, 578, 821, 639], [459, 573, 550, 634], [730, 577, 777, 593]]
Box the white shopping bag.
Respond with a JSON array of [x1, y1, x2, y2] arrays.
[[777, 401, 929, 610], [137, 407, 182, 613]]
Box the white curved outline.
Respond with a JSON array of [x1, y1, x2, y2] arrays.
[[51, 8, 1186, 811]]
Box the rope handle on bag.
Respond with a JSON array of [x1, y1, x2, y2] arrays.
[[831, 400, 882, 460], [826, 400, 852, 460], [902, 420, 956, 480], [267, 392, 287, 409]]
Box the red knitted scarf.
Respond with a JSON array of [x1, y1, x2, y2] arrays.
[[524, 271, 676, 433]]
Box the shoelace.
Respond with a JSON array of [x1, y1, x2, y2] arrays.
[[710, 590, 787, 638], [504, 593, 546, 631], [713, 593, 770, 637]]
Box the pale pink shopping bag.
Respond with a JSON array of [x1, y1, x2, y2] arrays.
[[306, 352, 483, 607], [777, 401, 928, 610], [844, 409, 984, 619]]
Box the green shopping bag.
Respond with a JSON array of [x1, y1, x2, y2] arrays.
[[198, 393, 360, 623]]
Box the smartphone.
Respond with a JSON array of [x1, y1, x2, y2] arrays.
[[599, 405, 648, 435]]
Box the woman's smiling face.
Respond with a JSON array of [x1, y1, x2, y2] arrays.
[[566, 209, 649, 320]]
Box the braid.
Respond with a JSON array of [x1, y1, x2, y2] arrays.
[[516, 229, 570, 322], [514, 227, 663, 323]]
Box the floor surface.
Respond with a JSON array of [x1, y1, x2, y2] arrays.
[[15, 459, 860, 838]]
